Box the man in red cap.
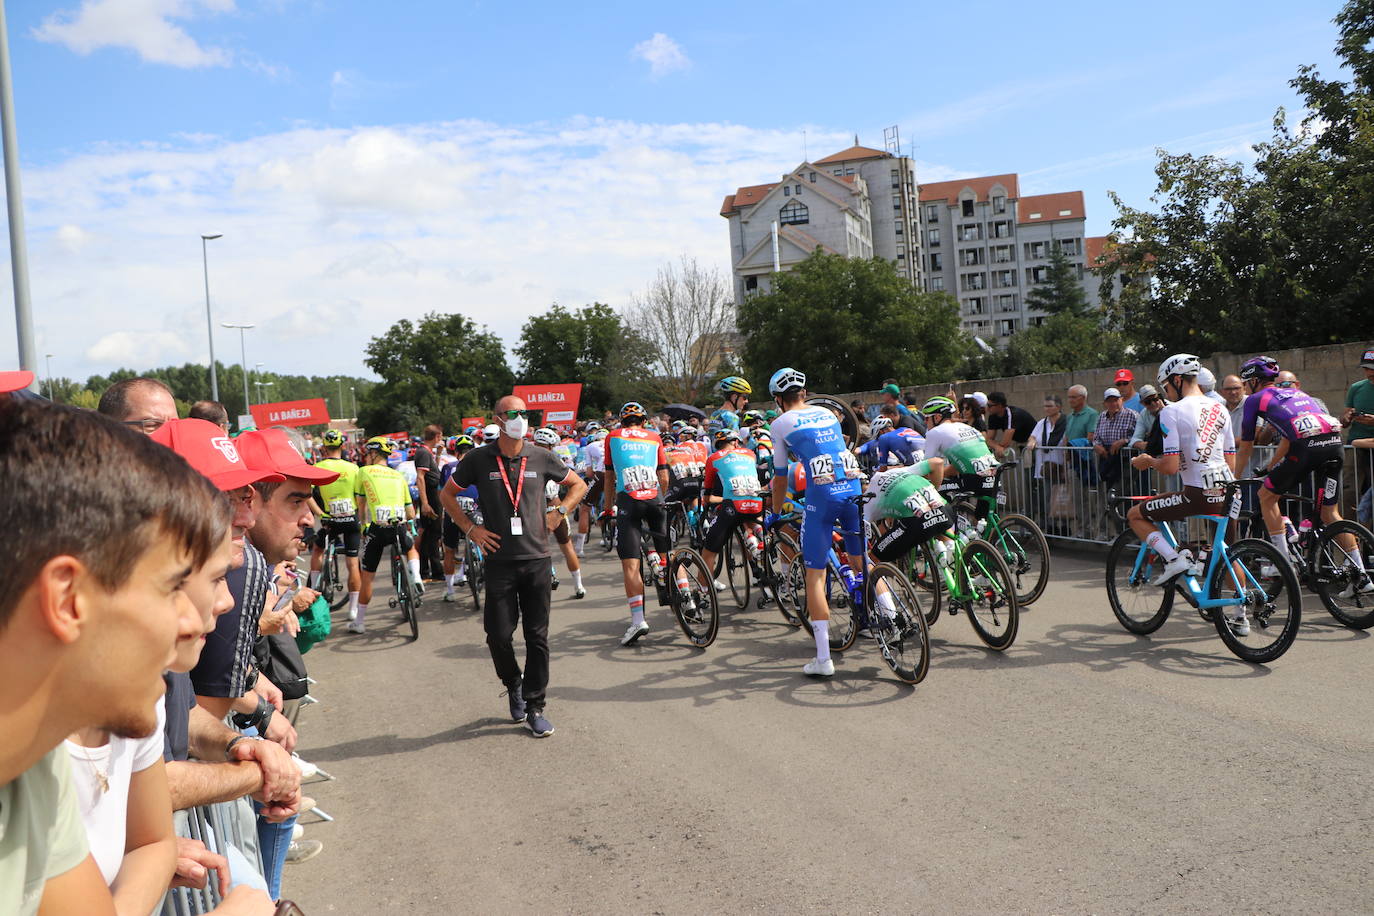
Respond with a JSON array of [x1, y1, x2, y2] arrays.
[[1115, 369, 1140, 412]]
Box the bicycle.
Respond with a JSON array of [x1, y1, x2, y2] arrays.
[[456, 496, 485, 612], [1266, 492, 1374, 629], [637, 521, 720, 648], [374, 521, 419, 641], [785, 493, 931, 683], [947, 462, 1050, 606], [316, 531, 350, 611], [1104, 481, 1302, 663], [763, 519, 804, 626], [899, 516, 1020, 651]]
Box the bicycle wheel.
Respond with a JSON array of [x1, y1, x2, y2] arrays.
[[797, 560, 858, 652], [723, 528, 752, 610], [666, 503, 687, 547], [959, 539, 1019, 650], [902, 541, 943, 626], [1210, 538, 1301, 663], [993, 513, 1050, 607], [465, 541, 484, 612], [400, 563, 419, 641], [772, 529, 804, 626], [667, 549, 720, 648], [1307, 520, 1374, 629], [867, 563, 931, 684], [1104, 530, 1174, 634]]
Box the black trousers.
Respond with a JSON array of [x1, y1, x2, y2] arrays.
[[417, 511, 443, 579], [484, 558, 552, 710]]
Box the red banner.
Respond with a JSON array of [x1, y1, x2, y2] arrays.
[[512, 383, 582, 431], [250, 397, 331, 429], [460, 417, 486, 432]]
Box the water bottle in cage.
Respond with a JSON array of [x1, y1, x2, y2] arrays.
[[1281, 516, 1300, 549], [955, 514, 977, 539]]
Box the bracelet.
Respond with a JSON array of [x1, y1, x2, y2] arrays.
[[230, 695, 273, 733], [224, 735, 250, 760]]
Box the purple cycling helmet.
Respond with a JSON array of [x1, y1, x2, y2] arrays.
[[1239, 355, 1280, 382]]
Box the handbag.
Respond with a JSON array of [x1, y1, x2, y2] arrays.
[[255, 632, 310, 701], [1049, 483, 1073, 519], [294, 595, 331, 654]]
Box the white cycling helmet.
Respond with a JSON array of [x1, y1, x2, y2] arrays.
[[482, 423, 500, 443], [870, 415, 893, 434], [533, 427, 560, 447], [1157, 353, 1201, 386], [769, 367, 807, 396]]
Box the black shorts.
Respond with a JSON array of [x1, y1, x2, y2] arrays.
[[583, 476, 605, 511], [702, 502, 762, 554], [318, 519, 361, 557], [361, 525, 414, 574], [1138, 486, 1238, 525], [614, 492, 669, 560], [666, 479, 702, 505], [1264, 434, 1342, 508], [871, 507, 955, 563], [442, 517, 463, 550]]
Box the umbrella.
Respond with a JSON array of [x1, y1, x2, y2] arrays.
[[660, 403, 707, 421]]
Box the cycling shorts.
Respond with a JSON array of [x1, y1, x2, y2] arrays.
[[666, 479, 701, 505], [703, 501, 762, 554], [583, 476, 605, 511], [441, 516, 463, 550], [871, 506, 955, 563], [317, 520, 361, 558], [614, 492, 670, 561], [1263, 433, 1342, 509], [1137, 486, 1238, 525], [361, 524, 414, 574], [801, 494, 863, 571]]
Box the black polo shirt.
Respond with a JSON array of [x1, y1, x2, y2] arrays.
[[988, 405, 1036, 444], [453, 441, 568, 564]]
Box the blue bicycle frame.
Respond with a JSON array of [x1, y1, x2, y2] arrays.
[[1132, 513, 1263, 609]]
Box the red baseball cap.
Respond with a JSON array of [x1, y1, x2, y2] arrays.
[[151, 419, 286, 491], [236, 428, 339, 484], [1115, 369, 1133, 383], [0, 369, 34, 393]]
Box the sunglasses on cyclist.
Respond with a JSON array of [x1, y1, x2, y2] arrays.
[[501, 409, 528, 419]]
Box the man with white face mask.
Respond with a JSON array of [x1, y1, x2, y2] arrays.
[[441, 396, 587, 737]]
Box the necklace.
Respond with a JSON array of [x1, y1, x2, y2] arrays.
[[73, 743, 110, 794]]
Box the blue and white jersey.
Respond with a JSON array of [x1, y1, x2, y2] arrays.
[[874, 428, 926, 468], [770, 405, 862, 499]]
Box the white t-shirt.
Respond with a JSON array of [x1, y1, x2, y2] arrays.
[[1029, 417, 1065, 479], [1159, 394, 1235, 490], [64, 702, 167, 886]]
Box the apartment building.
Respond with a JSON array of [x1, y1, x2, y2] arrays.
[[720, 141, 921, 303]]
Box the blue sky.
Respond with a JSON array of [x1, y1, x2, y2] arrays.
[[0, 0, 1348, 384]]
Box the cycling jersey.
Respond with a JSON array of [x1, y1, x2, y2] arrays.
[[582, 439, 606, 475], [863, 461, 946, 523], [769, 405, 862, 498], [873, 428, 926, 468], [703, 446, 765, 514], [922, 421, 996, 476], [1159, 395, 1235, 490], [315, 458, 361, 522], [604, 427, 668, 500], [355, 463, 413, 526], [665, 445, 700, 485], [713, 408, 740, 431], [1239, 386, 1340, 444]]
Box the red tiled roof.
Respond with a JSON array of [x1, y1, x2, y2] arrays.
[[1084, 236, 1108, 269], [814, 145, 889, 165], [1017, 191, 1085, 225], [720, 182, 778, 216], [918, 173, 1019, 204]]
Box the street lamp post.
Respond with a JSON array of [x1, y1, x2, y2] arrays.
[[0, 1, 36, 389], [201, 234, 222, 401], [256, 380, 273, 404], [350, 385, 356, 420], [221, 322, 254, 418], [336, 377, 344, 420], [44, 352, 52, 399]]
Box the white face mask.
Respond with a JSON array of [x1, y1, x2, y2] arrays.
[[504, 416, 528, 439]]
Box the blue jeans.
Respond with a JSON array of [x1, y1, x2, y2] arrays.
[[252, 799, 297, 901]]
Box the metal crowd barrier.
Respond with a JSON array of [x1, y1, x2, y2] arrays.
[[160, 799, 264, 915], [999, 443, 1371, 546]]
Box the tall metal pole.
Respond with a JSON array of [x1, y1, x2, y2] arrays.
[[350, 385, 356, 420], [202, 234, 222, 400], [221, 322, 254, 417], [336, 377, 343, 419], [44, 351, 51, 398], [0, 3, 35, 387]]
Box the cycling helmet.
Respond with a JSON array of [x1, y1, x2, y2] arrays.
[[1239, 355, 1280, 382], [870, 415, 894, 434], [1156, 353, 1201, 385], [482, 423, 500, 443], [742, 409, 765, 425], [584, 420, 602, 433], [452, 434, 474, 451], [533, 427, 560, 447], [365, 435, 395, 456], [593, 428, 609, 441], [620, 401, 647, 423], [713, 428, 740, 449], [670, 419, 690, 434], [921, 396, 956, 418], [769, 367, 806, 396], [321, 429, 344, 447], [464, 425, 480, 436], [717, 376, 752, 396]]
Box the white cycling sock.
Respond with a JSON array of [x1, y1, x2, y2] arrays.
[[444, 574, 456, 593], [309, 570, 321, 589], [572, 570, 583, 590], [408, 557, 422, 582], [1270, 533, 1291, 559], [629, 594, 645, 627], [354, 602, 367, 625], [812, 619, 831, 662], [875, 589, 897, 617], [347, 592, 359, 613], [1347, 547, 1366, 572], [573, 533, 586, 553], [1145, 531, 1179, 562]]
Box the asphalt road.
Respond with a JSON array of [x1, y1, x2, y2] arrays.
[[284, 546, 1373, 915]]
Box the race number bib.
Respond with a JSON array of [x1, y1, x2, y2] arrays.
[[903, 491, 933, 516], [623, 465, 656, 493], [374, 505, 401, 523], [970, 454, 999, 476], [729, 474, 760, 497], [808, 454, 835, 485], [839, 451, 861, 479], [1201, 465, 1233, 490], [1292, 413, 1336, 439], [671, 462, 691, 480], [327, 497, 355, 518]]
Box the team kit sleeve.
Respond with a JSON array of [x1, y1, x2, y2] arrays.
[[769, 413, 794, 476], [1159, 404, 1180, 455], [1239, 392, 1261, 442]]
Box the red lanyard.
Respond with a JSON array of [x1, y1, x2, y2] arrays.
[[496, 455, 527, 511]]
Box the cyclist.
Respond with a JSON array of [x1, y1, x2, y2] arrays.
[[664, 431, 703, 519], [352, 436, 419, 633], [534, 427, 586, 598], [575, 427, 608, 554], [439, 434, 477, 601], [309, 429, 363, 618], [604, 401, 671, 645], [711, 376, 752, 431], [698, 428, 767, 593], [865, 457, 953, 561], [870, 413, 927, 471], [1234, 356, 1370, 595], [919, 396, 1000, 533], [1127, 355, 1242, 614], [766, 367, 864, 676]]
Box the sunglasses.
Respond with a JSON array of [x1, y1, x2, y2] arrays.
[[122, 416, 168, 433], [501, 409, 528, 419], [1276, 381, 1297, 388]]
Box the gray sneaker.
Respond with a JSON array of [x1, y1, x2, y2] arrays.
[[524, 709, 554, 738], [285, 839, 323, 864], [503, 686, 526, 722]]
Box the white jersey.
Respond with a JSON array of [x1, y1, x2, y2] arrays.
[[583, 439, 606, 473], [1159, 394, 1235, 490]]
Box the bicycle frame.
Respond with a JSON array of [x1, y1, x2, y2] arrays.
[[1132, 514, 1258, 610]]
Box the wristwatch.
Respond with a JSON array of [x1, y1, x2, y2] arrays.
[[555, 505, 568, 517]]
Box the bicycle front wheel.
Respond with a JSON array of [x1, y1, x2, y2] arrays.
[[1211, 538, 1301, 663], [994, 513, 1050, 606], [867, 564, 930, 684], [1105, 530, 1174, 635], [772, 529, 804, 626], [325, 547, 349, 609], [723, 528, 752, 610], [960, 539, 1019, 650], [667, 549, 720, 648], [465, 541, 484, 612], [1308, 520, 1374, 629]]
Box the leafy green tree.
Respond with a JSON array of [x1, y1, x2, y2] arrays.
[[360, 311, 512, 433], [1023, 247, 1089, 317], [1004, 313, 1130, 376], [738, 251, 964, 393], [513, 302, 653, 417]]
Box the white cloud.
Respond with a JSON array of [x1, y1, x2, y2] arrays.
[[34, 0, 236, 68], [631, 33, 690, 78], [87, 330, 192, 365]]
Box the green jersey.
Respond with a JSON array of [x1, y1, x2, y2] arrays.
[[356, 463, 412, 526], [863, 462, 946, 523], [923, 421, 998, 475], [316, 458, 361, 521]]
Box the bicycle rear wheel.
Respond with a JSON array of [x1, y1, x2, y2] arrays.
[[465, 541, 484, 612], [902, 541, 943, 626], [867, 563, 930, 684], [667, 549, 720, 648], [324, 545, 349, 609], [797, 560, 858, 652], [1211, 538, 1300, 663], [993, 513, 1049, 607], [959, 539, 1019, 650], [723, 528, 752, 610], [1105, 530, 1174, 635], [772, 529, 804, 626], [1307, 520, 1374, 629]]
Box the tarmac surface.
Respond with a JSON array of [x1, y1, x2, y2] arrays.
[[285, 545, 1373, 914]]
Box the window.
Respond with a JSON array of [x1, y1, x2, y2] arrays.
[[897, 252, 906, 260], [996, 294, 1017, 311], [1028, 315, 1046, 327], [1025, 241, 1048, 260], [894, 223, 903, 236], [929, 276, 944, 291], [960, 249, 984, 266], [961, 199, 975, 217], [1027, 266, 1048, 284], [834, 168, 843, 175], [997, 319, 1017, 337], [961, 272, 987, 291], [783, 186, 790, 196], [1059, 209, 1072, 216], [779, 201, 809, 225], [891, 169, 900, 188], [894, 200, 902, 210], [1028, 212, 1042, 219], [795, 184, 802, 195], [929, 252, 943, 271], [928, 228, 940, 247], [745, 276, 758, 291], [957, 223, 982, 242], [926, 204, 939, 223], [845, 168, 855, 175], [992, 269, 1015, 288], [991, 220, 1012, 238], [808, 171, 816, 182], [992, 244, 1013, 263], [1058, 238, 1079, 256], [993, 195, 1006, 214], [965, 297, 986, 315]]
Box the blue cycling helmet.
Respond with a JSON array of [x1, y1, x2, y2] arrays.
[[769, 367, 806, 396]]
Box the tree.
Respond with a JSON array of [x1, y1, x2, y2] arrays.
[[360, 311, 513, 433], [737, 251, 964, 393], [624, 256, 738, 404], [1023, 247, 1089, 317], [513, 302, 653, 417], [1003, 312, 1130, 376]]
